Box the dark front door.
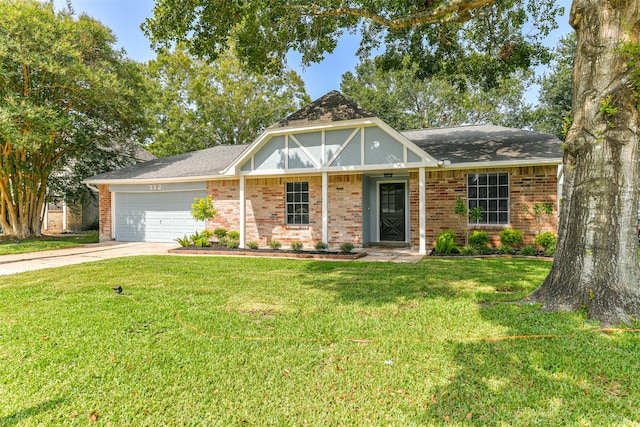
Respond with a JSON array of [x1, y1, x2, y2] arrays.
[[379, 183, 406, 241]]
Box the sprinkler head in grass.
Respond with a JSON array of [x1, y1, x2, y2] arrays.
[[113, 286, 123, 294]]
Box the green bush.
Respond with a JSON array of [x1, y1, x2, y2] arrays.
[[227, 230, 240, 240], [268, 240, 282, 250], [291, 241, 303, 252], [544, 246, 556, 257], [499, 228, 523, 248], [498, 245, 513, 255], [200, 229, 214, 239], [314, 241, 328, 251], [191, 196, 217, 222], [246, 241, 259, 250], [213, 228, 227, 239], [339, 243, 354, 254], [176, 235, 191, 247], [459, 246, 477, 256], [469, 231, 490, 249], [535, 231, 557, 249], [434, 230, 457, 255], [226, 239, 240, 249], [193, 235, 210, 247], [520, 245, 536, 256]]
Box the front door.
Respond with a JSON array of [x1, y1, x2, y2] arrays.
[[379, 183, 406, 241]]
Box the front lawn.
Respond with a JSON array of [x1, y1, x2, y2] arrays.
[[0, 232, 99, 255], [1, 257, 638, 425]]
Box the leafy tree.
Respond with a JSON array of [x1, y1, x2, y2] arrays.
[[340, 57, 533, 130], [144, 0, 640, 325], [531, 33, 575, 139], [144, 46, 310, 157], [0, 0, 149, 238]]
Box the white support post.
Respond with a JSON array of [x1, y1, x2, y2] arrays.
[[62, 200, 68, 231], [239, 175, 246, 248], [322, 172, 328, 244], [419, 167, 427, 255]]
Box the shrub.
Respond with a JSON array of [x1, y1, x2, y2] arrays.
[[193, 235, 210, 247], [268, 240, 282, 250], [176, 235, 191, 247], [469, 231, 490, 249], [459, 246, 477, 256], [291, 241, 303, 252], [227, 230, 240, 240], [200, 229, 214, 239], [191, 196, 217, 222], [217, 236, 227, 246], [314, 241, 328, 251], [499, 228, 523, 248], [339, 242, 354, 254], [226, 239, 240, 249], [520, 245, 536, 256], [535, 231, 557, 250], [498, 245, 513, 255], [213, 228, 228, 239], [544, 246, 556, 257], [434, 230, 457, 255], [246, 241, 259, 250]]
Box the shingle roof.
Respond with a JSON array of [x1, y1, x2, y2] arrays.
[[402, 124, 562, 165], [84, 144, 249, 182], [270, 90, 376, 129]]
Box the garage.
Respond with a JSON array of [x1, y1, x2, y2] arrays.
[[113, 189, 207, 242]]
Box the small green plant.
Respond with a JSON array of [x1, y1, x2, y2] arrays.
[[498, 245, 513, 255], [191, 196, 217, 222], [499, 228, 523, 248], [268, 240, 282, 250], [544, 246, 556, 257], [599, 94, 618, 116], [469, 206, 484, 224], [213, 228, 228, 239], [434, 230, 458, 255], [459, 246, 477, 256], [226, 239, 240, 249], [228, 230, 240, 240], [246, 241, 259, 250], [524, 202, 554, 234], [535, 231, 557, 250], [339, 242, 354, 254], [193, 235, 210, 247], [469, 230, 490, 250], [176, 235, 191, 247], [454, 197, 470, 245], [520, 245, 536, 256], [314, 241, 328, 251], [200, 229, 214, 239], [291, 241, 303, 252]]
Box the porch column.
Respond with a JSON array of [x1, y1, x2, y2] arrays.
[[239, 175, 246, 248], [419, 167, 427, 255], [322, 172, 328, 244]]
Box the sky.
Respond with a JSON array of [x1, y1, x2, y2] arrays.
[[53, 0, 573, 103]]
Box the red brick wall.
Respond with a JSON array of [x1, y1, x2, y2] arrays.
[[207, 174, 363, 248], [98, 184, 112, 242], [418, 165, 559, 247]]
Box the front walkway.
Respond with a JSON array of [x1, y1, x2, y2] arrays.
[[358, 247, 426, 263]]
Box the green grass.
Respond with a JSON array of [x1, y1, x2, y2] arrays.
[[0, 232, 99, 255], [1, 256, 639, 425]]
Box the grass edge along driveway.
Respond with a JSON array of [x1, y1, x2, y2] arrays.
[[1, 255, 639, 426]]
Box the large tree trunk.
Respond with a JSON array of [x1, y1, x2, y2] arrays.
[[528, 0, 640, 326]]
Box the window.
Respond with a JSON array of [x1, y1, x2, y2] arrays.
[[467, 173, 509, 225], [286, 182, 309, 225]]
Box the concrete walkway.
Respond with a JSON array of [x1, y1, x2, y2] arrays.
[[0, 242, 425, 276], [0, 241, 175, 276]]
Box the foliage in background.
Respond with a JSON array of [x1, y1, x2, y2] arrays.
[[191, 197, 217, 222], [144, 46, 310, 157], [0, 0, 149, 237], [341, 57, 534, 130], [530, 34, 575, 139]]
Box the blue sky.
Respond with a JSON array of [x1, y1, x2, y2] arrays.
[[53, 0, 573, 103]]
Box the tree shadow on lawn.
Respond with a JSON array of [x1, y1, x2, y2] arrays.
[[0, 399, 66, 426], [300, 257, 552, 306], [412, 303, 640, 424]]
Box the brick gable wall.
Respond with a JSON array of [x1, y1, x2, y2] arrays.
[[98, 184, 112, 242]]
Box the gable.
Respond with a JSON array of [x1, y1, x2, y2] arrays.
[[233, 120, 435, 175]]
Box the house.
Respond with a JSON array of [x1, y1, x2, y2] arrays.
[[84, 91, 563, 253], [44, 147, 157, 233]]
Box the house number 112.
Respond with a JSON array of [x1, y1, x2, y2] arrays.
[[149, 184, 162, 191]]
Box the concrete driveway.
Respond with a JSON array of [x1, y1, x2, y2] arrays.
[[0, 241, 175, 276]]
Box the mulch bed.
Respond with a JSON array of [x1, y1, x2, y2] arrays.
[[169, 244, 367, 260]]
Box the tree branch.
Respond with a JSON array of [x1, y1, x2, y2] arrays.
[[289, 0, 494, 29]]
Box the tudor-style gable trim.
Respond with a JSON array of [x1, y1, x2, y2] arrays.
[[223, 117, 439, 176]]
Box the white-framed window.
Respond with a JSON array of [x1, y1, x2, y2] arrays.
[[467, 172, 509, 225], [286, 182, 309, 225]]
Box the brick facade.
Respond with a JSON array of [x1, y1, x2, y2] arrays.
[[416, 165, 559, 247], [98, 184, 112, 242]]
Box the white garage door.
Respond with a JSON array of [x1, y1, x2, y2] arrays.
[[114, 191, 207, 242]]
